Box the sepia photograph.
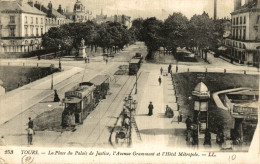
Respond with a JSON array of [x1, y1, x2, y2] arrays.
[[0, 0, 259, 163]]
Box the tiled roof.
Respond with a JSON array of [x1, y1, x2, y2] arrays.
[[51, 9, 66, 18], [0, 1, 46, 15]]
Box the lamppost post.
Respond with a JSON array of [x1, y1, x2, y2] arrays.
[[58, 44, 61, 70], [124, 95, 137, 146]]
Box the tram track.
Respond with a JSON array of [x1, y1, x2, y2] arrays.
[[90, 76, 137, 147]]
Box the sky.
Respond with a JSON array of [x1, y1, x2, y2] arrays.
[[29, 0, 235, 20]]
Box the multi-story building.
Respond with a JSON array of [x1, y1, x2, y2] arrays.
[[225, 0, 260, 66], [0, 0, 46, 54], [64, 0, 92, 23], [30, 1, 72, 32]]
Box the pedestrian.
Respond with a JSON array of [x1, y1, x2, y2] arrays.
[[160, 67, 163, 75], [177, 112, 182, 124], [27, 128, 34, 145], [148, 102, 154, 116], [203, 129, 212, 146], [0, 136, 6, 146], [158, 76, 162, 86], [54, 89, 60, 102], [185, 116, 192, 130], [87, 57, 90, 63], [28, 117, 34, 129], [84, 57, 87, 63], [165, 105, 170, 116], [106, 58, 108, 64], [176, 65, 178, 72]]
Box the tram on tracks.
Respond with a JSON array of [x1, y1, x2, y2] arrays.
[[89, 75, 110, 106], [129, 58, 141, 75], [61, 75, 110, 128], [62, 83, 96, 127]]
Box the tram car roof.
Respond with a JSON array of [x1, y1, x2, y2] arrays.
[[129, 59, 141, 64], [64, 83, 96, 103], [89, 75, 110, 86]]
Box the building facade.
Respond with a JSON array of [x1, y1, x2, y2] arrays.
[[0, 0, 46, 54], [224, 0, 260, 66]]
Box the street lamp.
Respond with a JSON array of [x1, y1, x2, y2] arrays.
[[123, 95, 137, 146], [58, 44, 61, 70]]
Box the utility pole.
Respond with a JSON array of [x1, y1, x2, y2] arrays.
[[51, 74, 53, 90]]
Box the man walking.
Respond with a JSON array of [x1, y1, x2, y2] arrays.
[[28, 117, 33, 129], [160, 67, 163, 75], [148, 102, 154, 116], [158, 76, 162, 86]]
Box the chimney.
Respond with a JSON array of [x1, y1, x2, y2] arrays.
[[58, 4, 63, 14], [28, 0, 34, 8], [214, 0, 217, 20], [234, 0, 242, 11]]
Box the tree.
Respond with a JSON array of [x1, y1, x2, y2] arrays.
[[189, 12, 215, 60], [163, 12, 189, 55], [131, 18, 144, 41], [141, 17, 163, 59]]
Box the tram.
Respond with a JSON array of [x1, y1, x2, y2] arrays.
[[89, 75, 110, 106], [62, 83, 95, 128], [61, 75, 110, 128], [129, 58, 141, 75]]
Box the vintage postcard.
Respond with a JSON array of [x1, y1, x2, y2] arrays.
[[0, 0, 259, 163]]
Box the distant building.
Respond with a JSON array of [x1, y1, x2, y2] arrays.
[[95, 10, 131, 28], [63, 0, 92, 23], [0, 0, 46, 54], [224, 0, 260, 66]]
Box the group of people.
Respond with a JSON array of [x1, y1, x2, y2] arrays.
[[158, 64, 173, 86], [0, 117, 35, 146], [185, 116, 229, 149]]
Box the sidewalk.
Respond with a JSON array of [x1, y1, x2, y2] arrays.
[[0, 67, 83, 125], [133, 65, 221, 150], [133, 65, 186, 148]]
